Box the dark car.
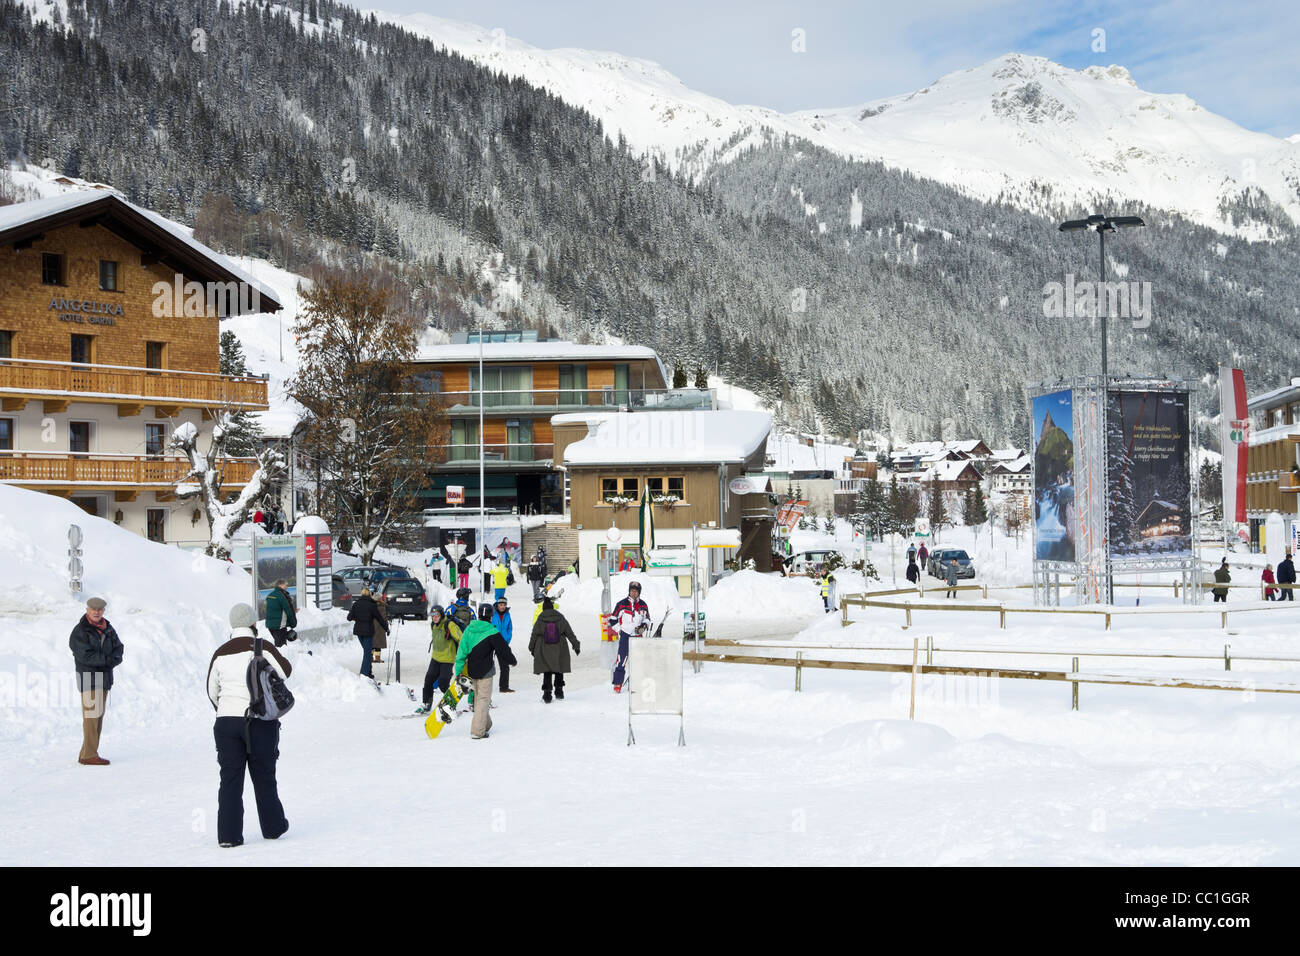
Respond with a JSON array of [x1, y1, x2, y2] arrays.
[[337, 565, 412, 596], [379, 577, 428, 620], [332, 574, 353, 610]]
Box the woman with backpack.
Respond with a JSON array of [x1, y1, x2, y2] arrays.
[[346, 588, 387, 679], [205, 603, 291, 848], [457, 553, 471, 590], [529, 597, 580, 703]]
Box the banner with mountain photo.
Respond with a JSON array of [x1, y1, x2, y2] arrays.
[[1106, 389, 1192, 559], [1032, 390, 1076, 561]]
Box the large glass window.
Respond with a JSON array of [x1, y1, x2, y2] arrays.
[[505, 419, 533, 461], [0, 331, 12, 358], [470, 366, 532, 407], [450, 419, 478, 459], [0, 418, 12, 450], [146, 342, 165, 370], [558, 364, 588, 405], [146, 509, 166, 543], [99, 260, 120, 292], [614, 363, 630, 405]]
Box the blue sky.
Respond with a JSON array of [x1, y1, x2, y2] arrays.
[[1034, 390, 1074, 444], [371, 0, 1300, 137]]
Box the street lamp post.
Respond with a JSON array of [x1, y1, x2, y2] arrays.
[[1057, 214, 1145, 381], [478, 322, 485, 608], [1058, 213, 1145, 607]]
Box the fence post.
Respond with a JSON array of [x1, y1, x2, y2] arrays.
[[841, 597, 849, 628], [1224, 643, 1231, 672], [909, 637, 919, 720], [905, 605, 912, 628], [982, 583, 988, 599], [1071, 656, 1079, 711], [999, 605, 1006, 629], [1221, 611, 1227, 629], [1104, 612, 1111, 631], [1173, 579, 1179, 598], [795, 651, 802, 692], [926, 635, 933, 666]]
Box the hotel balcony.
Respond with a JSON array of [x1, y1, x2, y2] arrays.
[[0, 358, 269, 416], [425, 443, 555, 467], [435, 386, 715, 415], [0, 450, 260, 498]]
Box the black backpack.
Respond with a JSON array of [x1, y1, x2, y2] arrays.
[[246, 637, 294, 720], [450, 603, 474, 630]]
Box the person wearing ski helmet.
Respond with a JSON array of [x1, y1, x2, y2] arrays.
[[608, 581, 649, 693], [417, 604, 463, 714]]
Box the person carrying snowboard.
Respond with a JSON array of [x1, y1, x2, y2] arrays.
[[529, 597, 580, 703], [454, 604, 518, 739], [608, 581, 649, 693], [416, 605, 463, 714]]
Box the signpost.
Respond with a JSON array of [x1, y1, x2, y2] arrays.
[[68, 524, 83, 598], [446, 485, 465, 506]]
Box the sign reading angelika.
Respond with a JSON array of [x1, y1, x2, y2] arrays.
[[48, 297, 122, 325]]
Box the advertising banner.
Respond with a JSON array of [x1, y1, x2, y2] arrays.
[[1218, 366, 1248, 525], [1106, 389, 1192, 559], [1032, 389, 1076, 561], [252, 534, 305, 619], [482, 522, 523, 568]]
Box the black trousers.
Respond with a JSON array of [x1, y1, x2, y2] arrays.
[[423, 660, 454, 705], [214, 717, 286, 846], [499, 662, 511, 691], [1213, 593, 1227, 603], [542, 672, 566, 697], [1282, 587, 1295, 601]]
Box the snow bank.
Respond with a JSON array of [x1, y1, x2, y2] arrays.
[[0, 484, 375, 754], [291, 515, 330, 535], [703, 569, 823, 618]]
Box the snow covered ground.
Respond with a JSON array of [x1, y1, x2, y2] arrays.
[[5, 486, 1300, 866]]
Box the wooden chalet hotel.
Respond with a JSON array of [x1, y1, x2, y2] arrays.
[[0, 190, 278, 542]]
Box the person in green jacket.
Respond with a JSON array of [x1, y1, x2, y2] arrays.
[[416, 606, 463, 714], [454, 605, 518, 739], [265, 580, 298, 647]]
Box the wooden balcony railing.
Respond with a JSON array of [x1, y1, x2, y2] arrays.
[[0, 358, 269, 410], [0, 451, 260, 487]]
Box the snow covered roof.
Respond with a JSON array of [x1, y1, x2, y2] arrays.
[[1248, 382, 1300, 412], [990, 447, 1026, 461], [563, 410, 771, 466], [0, 191, 282, 313], [991, 455, 1031, 474], [1247, 422, 1300, 447], [919, 460, 982, 482], [414, 341, 668, 382]]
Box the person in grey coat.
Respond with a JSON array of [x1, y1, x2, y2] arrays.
[[528, 598, 581, 703], [944, 558, 959, 598]]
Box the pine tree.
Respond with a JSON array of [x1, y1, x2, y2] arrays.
[[927, 485, 948, 541], [673, 362, 687, 388], [694, 364, 709, 389], [965, 482, 989, 527], [218, 331, 265, 456]]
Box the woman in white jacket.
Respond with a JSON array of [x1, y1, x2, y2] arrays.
[[205, 603, 292, 848]]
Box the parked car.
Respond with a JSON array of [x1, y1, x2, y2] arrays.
[[787, 550, 840, 577], [928, 549, 975, 579], [332, 574, 353, 610], [337, 564, 412, 595], [379, 577, 429, 620]]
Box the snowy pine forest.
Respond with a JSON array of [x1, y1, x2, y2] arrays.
[[4, 0, 1300, 445]]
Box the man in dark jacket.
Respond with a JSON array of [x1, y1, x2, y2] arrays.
[[346, 588, 387, 679], [69, 596, 123, 766], [264, 580, 297, 647], [527, 554, 544, 601], [1213, 559, 1231, 603], [1278, 551, 1296, 602]]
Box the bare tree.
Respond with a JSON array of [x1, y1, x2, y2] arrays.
[[287, 271, 443, 565], [170, 415, 286, 560]]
